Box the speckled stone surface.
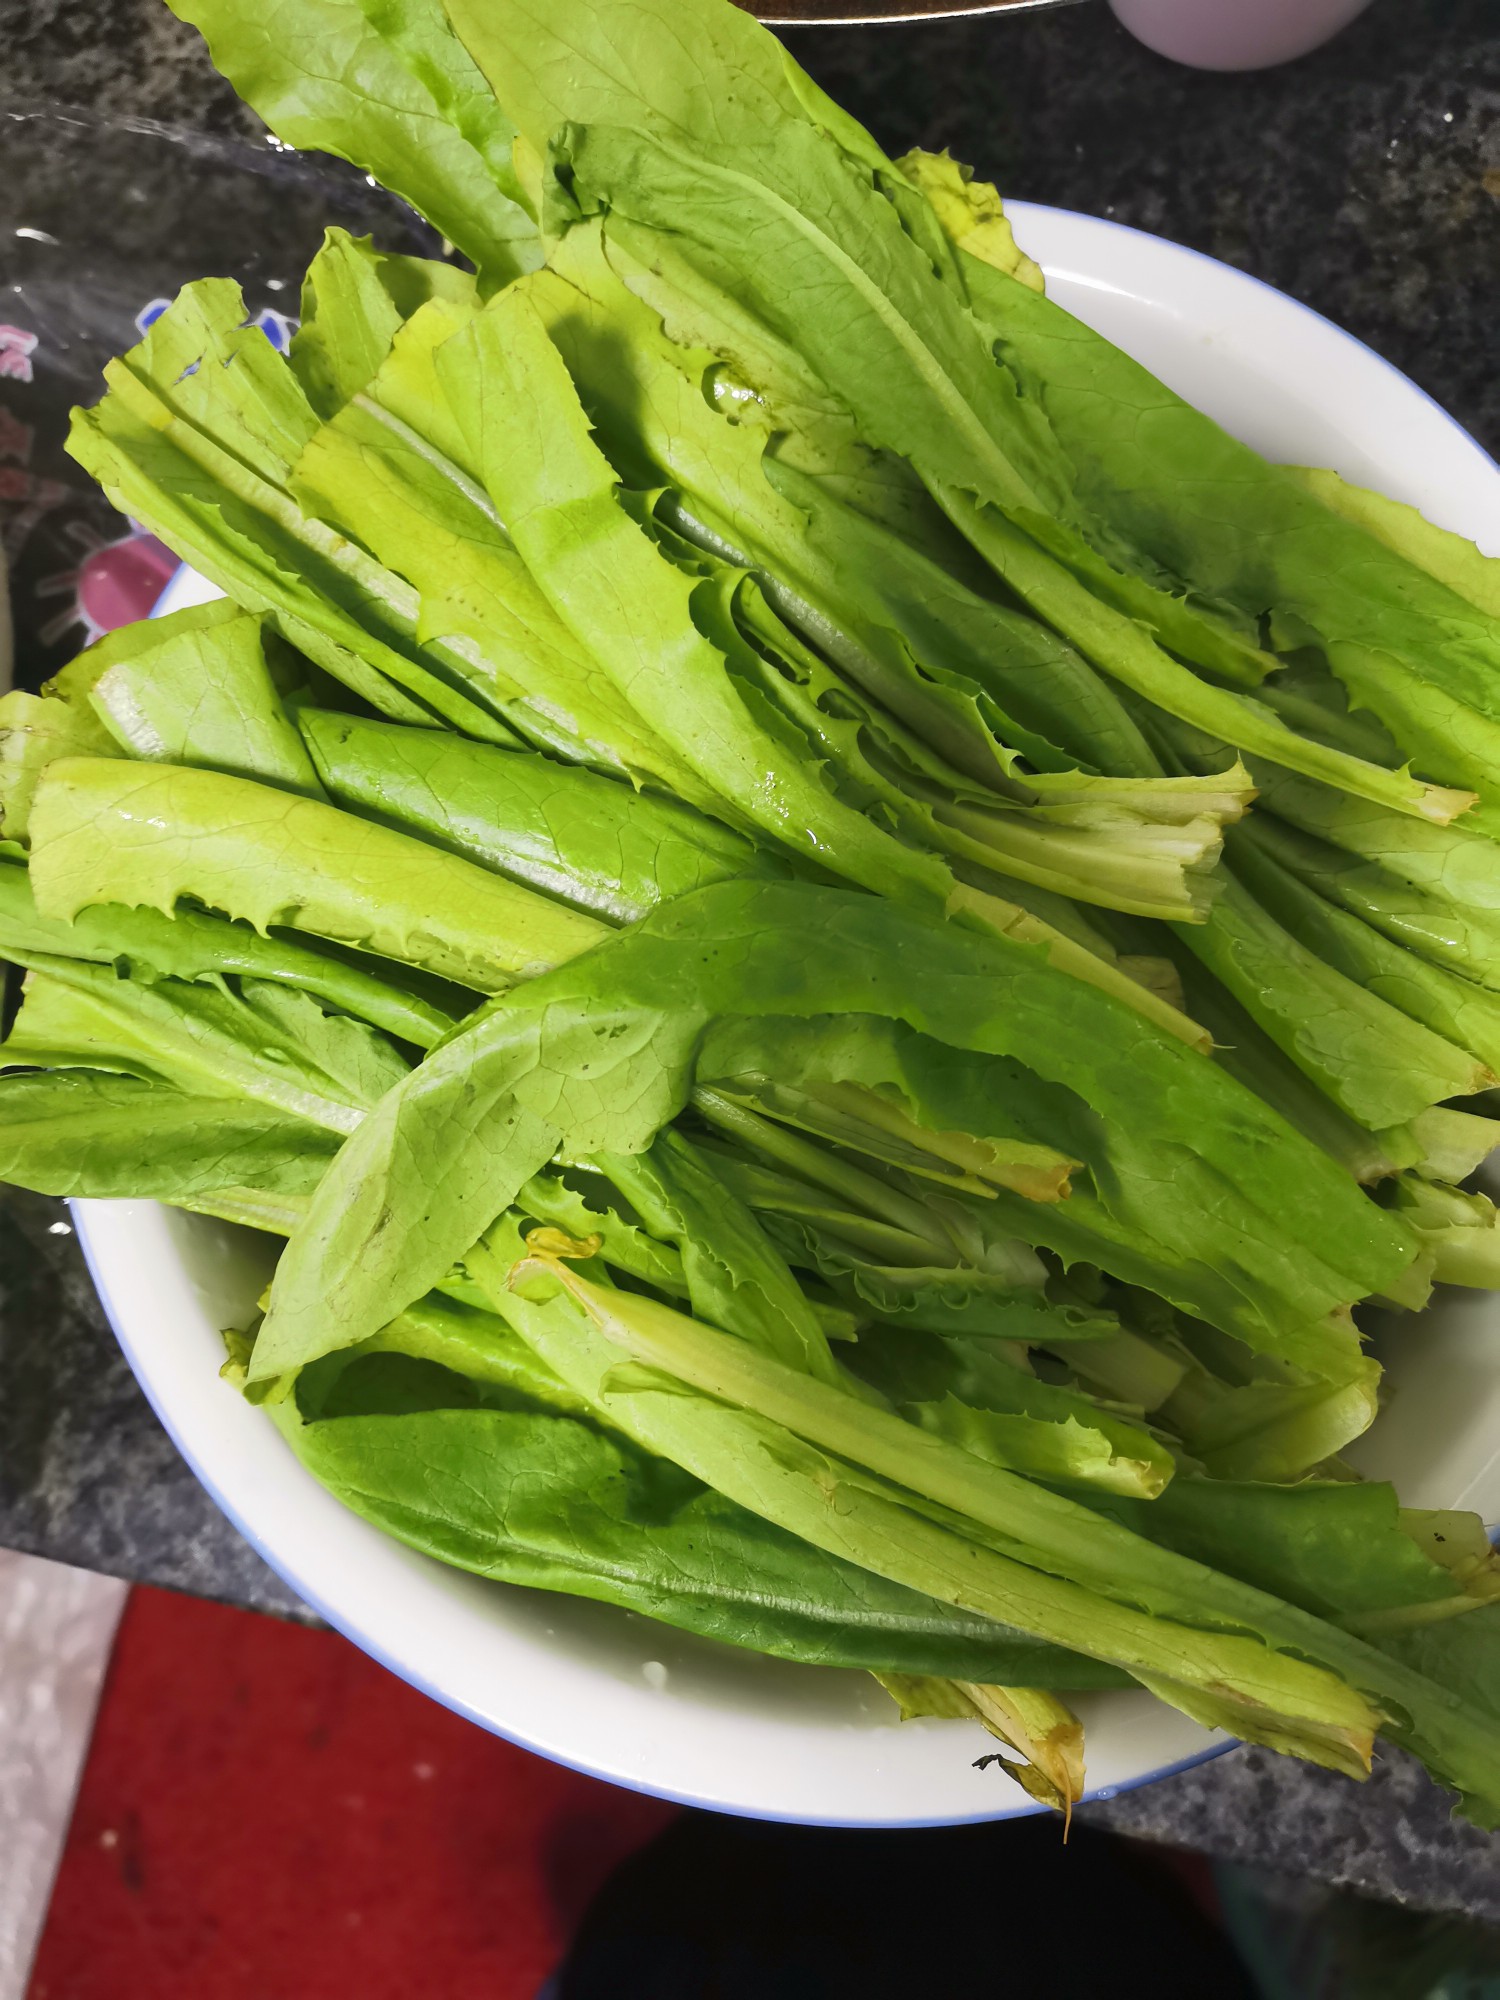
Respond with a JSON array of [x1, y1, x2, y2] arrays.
[[2, 0, 1499, 1921], [0, 1192, 304, 1618], [1086, 1742, 1500, 1926], [4, 0, 264, 141]]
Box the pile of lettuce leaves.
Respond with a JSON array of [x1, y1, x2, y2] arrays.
[[3, 0, 1500, 1822]]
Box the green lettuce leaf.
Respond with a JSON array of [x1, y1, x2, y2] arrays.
[[289, 228, 480, 421], [762, 1233, 1073, 1345], [3, 958, 406, 1134], [67, 390, 456, 732], [1170, 957, 1419, 1186], [1406, 1106, 1500, 1184], [299, 708, 778, 922], [1287, 467, 1500, 621], [0, 692, 115, 843], [493, 1239, 1383, 1773], [528, 224, 1169, 790], [435, 285, 950, 905], [110, 274, 318, 486], [1384, 1606, 1500, 1730], [289, 1289, 585, 1418], [1157, 1372, 1390, 1484], [276, 1389, 1130, 1686], [0, 1068, 337, 1203], [1100, 1479, 1479, 1628], [0, 850, 460, 1049], [68, 283, 523, 743], [55, 600, 322, 797], [1249, 771, 1500, 991], [499, 1238, 1475, 1789], [164, 0, 539, 276], [1230, 825, 1500, 1076], [845, 1326, 1175, 1499], [27, 758, 607, 992], [288, 309, 723, 799], [515, 1166, 688, 1298], [253, 879, 1415, 1381], [1176, 869, 1489, 1127], [938, 484, 1471, 825], [506, 1239, 1500, 1815], [973, 257, 1500, 819], [447, 0, 1273, 687], [694, 1008, 1395, 1367], [431, 285, 1211, 1035], [431, 0, 1460, 821], [700, 1135, 1087, 1348], [898, 149, 1043, 293]]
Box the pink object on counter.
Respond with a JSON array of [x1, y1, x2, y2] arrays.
[[1108, 0, 1374, 71]]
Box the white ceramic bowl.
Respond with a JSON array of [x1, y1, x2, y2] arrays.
[[75, 204, 1500, 1824]]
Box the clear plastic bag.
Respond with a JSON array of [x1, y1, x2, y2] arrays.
[[0, 105, 437, 688]]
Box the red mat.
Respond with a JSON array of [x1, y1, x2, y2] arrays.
[[28, 1585, 678, 1999]]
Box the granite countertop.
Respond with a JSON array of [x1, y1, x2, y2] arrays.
[[2, 0, 1500, 1923]]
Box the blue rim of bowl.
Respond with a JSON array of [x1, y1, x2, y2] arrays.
[[92, 198, 1499, 1826]]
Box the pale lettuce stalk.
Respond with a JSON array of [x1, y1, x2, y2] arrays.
[[488, 1236, 1379, 1775], [1408, 1108, 1500, 1185], [1388, 1179, 1500, 1290], [499, 1240, 1500, 1810]]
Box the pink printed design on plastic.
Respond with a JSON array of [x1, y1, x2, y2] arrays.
[[0, 328, 38, 385]]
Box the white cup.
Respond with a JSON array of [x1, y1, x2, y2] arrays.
[[1108, 0, 1375, 71]]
